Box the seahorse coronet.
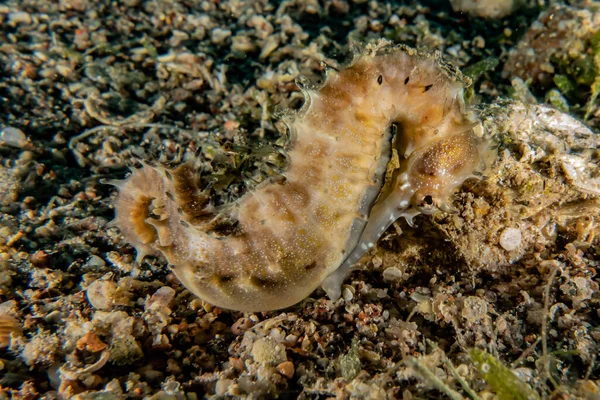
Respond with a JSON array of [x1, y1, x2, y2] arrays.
[[111, 39, 492, 312]]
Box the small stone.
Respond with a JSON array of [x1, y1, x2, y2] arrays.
[[283, 334, 298, 346], [472, 36, 485, 49], [259, 35, 279, 59], [342, 287, 353, 302], [499, 227, 522, 251], [56, 63, 73, 78], [0, 166, 20, 206], [456, 364, 470, 377], [276, 361, 295, 378], [76, 331, 108, 352], [8, 12, 32, 25], [30, 250, 50, 268], [461, 296, 488, 324], [0, 127, 27, 148], [382, 267, 402, 281], [339, 337, 361, 381], [231, 317, 254, 335], [231, 35, 256, 53], [371, 256, 383, 268], [251, 338, 287, 367], [211, 28, 232, 45], [21, 331, 60, 366], [86, 280, 116, 310], [215, 379, 233, 396], [86, 255, 106, 269], [145, 287, 176, 311], [92, 311, 143, 365]]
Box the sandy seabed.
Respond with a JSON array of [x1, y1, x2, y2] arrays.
[[1, 0, 600, 399]]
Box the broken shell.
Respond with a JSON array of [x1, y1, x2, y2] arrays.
[[0, 314, 22, 348]]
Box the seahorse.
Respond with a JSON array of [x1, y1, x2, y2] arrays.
[[110, 40, 490, 312]]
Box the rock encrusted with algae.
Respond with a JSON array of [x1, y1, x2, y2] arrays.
[[431, 100, 600, 273], [503, 2, 600, 119], [504, 2, 600, 89]]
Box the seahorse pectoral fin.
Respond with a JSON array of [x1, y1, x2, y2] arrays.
[[401, 208, 421, 227]]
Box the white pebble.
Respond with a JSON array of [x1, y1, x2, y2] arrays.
[[86, 255, 106, 268], [86, 280, 116, 310], [382, 267, 403, 281], [215, 379, 233, 396], [0, 127, 27, 148], [8, 12, 32, 25], [211, 28, 232, 44], [499, 227, 522, 251], [145, 286, 176, 311], [342, 287, 353, 302], [371, 256, 383, 268]]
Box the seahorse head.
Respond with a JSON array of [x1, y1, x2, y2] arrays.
[[404, 126, 485, 216]]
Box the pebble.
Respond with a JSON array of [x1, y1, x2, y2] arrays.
[[8, 12, 32, 25], [211, 28, 232, 44], [461, 296, 488, 324], [76, 331, 108, 352], [371, 256, 383, 268], [342, 287, 354, 302], [499, 227, 522, 251], [0, 127, 27, 148], [231, 317, 254, 335], [382, 267, 402, 281], [145, 286, 176, 311], [215, 379, 233, 396], [86, 280, 116, 310], [86, 255, 106, 269], [276, 361, 295, 378], [251, 337, 287, 367]]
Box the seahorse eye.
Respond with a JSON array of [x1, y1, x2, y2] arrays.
[[411, 189, 440, 214]]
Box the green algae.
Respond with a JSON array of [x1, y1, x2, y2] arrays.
[[463, 57, 499, 101], [545, 89, 569, 113], [470, 349, 540, 400], [339, 337, 361, 381]]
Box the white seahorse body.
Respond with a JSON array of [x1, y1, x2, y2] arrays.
[[111, 40, 489, 312], [322, 116, 484, 300]]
